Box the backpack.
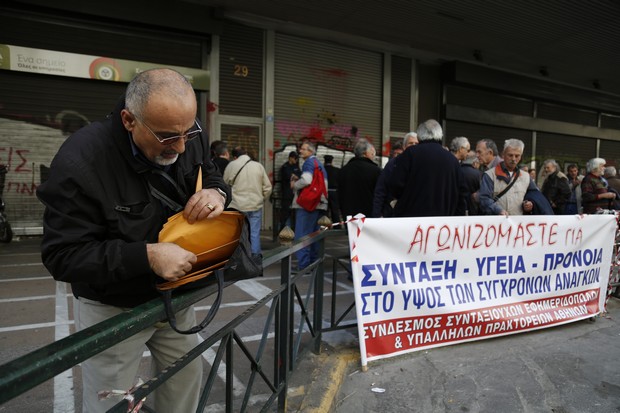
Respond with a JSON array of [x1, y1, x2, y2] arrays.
[[296, 159, 327, 212]]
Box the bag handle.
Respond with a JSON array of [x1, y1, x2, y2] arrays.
[[162, 269, 224, 334]]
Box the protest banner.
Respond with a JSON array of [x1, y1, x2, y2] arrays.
[[346, 214, 617, 367]]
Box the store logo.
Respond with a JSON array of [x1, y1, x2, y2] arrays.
[[88, 57, 120, 81]]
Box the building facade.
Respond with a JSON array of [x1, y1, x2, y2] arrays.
[[1, 1, 619, 234]]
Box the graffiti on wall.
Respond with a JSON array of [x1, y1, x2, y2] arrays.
[[275, 116, 375, 152], [0, 116, 71, 227]]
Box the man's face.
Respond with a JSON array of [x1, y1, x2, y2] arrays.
[[567, 167, 578, 179], [457, 143, 470, 161], [122, 91, 197, 165], [288, 156, 298, 165], [405, 136, 419, 148], [502, 147, 522, 171], [544, 163, 556, 175], [593, 164, 605, 176], [298, 144, 313, 160], [475, 142, 494, 165], [365, 146, 377, 160]]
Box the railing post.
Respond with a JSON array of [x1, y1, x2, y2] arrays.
[[313, 236, 326, 353], [276, 254, 292, 412]]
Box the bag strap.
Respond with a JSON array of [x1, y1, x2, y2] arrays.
[[494, 169, 520, 202], [149, 166, 203, 213], [162, 269, 224, 334], [230, 159, 252, 186]]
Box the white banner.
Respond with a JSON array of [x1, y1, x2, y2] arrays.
[[347, 214, 617, 366]]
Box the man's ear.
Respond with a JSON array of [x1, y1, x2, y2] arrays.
[[120, 109, 135, 132]]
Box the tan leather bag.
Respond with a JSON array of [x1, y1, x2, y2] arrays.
[[156, 168, 243, 291]]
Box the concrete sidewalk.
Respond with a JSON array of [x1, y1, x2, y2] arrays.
[[289, 297, 620, 413], [290, 296, 620, 413], [269, 228, 620, 413]]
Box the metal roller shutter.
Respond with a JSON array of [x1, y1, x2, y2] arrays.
[[0, 11, 205, 233], [597, 140, 620, 168], [0, 71, 127, 230], [390, 56, 412, 133], [536, 132, 596, 172], [219, 23, 264, 117], [274, 34, 382, 151]]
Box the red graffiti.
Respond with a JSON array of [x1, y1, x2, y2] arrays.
[[0, 147, 32, 173]]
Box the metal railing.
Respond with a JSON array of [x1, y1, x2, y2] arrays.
[[0, 228, 353, 412]]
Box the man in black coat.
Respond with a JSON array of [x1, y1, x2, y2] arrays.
[[389, 119, 467, 217], [541, 159, 571, 214], [338, 139, 381, 218]]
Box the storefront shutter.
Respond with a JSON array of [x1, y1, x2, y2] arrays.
[[273, 34, 383, 152]]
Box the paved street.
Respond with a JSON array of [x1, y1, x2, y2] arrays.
[[0, 232, 356, 412], [3, 233, 620, 413]]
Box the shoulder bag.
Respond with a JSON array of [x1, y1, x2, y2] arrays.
[[152, 166, 262, 334]]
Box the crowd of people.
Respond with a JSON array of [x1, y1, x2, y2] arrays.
[[278, 119, 620, 231]]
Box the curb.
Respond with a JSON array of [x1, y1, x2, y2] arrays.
[[294, 345, 359, 413]]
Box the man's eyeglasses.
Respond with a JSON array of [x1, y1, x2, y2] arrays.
[[133, 113, 202, 145]]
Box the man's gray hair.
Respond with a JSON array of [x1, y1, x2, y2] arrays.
[[503, 139, 525, 153], [604, 166, 617, 177], [353, 138, 373, 157], [587, 158, 605, 173], [125, 68, 193, 117], [477, 139, 499, 156], [449, 136, 469, 153], [302, 140, 316, 154], [416, 119, 443, 142], [403, 132, 417, 146], [543, 159, 558, 169]]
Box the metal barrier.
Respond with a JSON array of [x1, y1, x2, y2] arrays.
[[0, 228, 350, 412]]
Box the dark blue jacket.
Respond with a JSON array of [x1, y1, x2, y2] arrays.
[[388, 140, 466, 217]]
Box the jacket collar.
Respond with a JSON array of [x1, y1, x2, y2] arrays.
[[495, 162, 520, 184]]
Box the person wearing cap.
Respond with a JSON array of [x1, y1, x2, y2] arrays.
[[279, 150, 301, 229], [323, 154, 341, 224]]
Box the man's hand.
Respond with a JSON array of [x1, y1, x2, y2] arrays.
[[183, 188, 226, 224], [522, 200, 533, 213], [147, 243, 197, 281]]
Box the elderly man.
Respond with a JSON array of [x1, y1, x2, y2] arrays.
[[37, 68, 230, 412], [449, 136, 470, 161], [372, 132, 418, 217], [541, 159, 571, 214], [604, 166, 620, 194], [479, 139, 540, 215], [388, 120, 466, 217], [476, 138, 503, 171], [581, 158, 618, 213], [338, 138, 381, 218]]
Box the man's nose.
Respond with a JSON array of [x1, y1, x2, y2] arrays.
[[170, 138, 186, 153]]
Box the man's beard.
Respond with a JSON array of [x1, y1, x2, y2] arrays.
[[155, 153, 179, 166]]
